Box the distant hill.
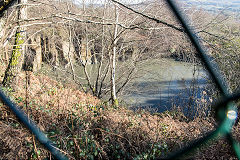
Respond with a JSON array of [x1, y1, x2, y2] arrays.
[[180, 0, 240, 16], [74, 0, 240, 19]]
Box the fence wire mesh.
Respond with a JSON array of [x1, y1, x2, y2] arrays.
[[0, 0, 240, 160]]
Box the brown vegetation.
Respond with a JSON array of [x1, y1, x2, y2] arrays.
[[0, 70, 239, 159], [0, 0, 240, 159]]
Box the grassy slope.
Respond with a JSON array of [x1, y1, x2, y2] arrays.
[[0, 65, 239, 159]]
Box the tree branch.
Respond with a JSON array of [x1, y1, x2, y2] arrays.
[[111, 0, 184, 32]]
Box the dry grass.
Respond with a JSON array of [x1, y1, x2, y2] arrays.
[[0, 72, 238, 159]]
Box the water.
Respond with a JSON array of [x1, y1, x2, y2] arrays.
[[42, 57, 210, 117], [121, 58, 209, 116]]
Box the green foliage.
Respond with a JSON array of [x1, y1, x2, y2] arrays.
[[134, 142, 168, 160], [47, 87, 57, 96], [76, 133, 100, 159], [26, 142, 42, 160], [16, 96, 24, 103]]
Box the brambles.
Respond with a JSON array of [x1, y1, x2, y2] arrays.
[[0, 69, 239, 159]]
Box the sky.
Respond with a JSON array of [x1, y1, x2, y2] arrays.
[[75, 0, 238, 3], [74, 0, 240, 5], [75, 0, 240, 12], [75, 0, 146, 5]]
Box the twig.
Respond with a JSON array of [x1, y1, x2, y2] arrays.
[[32, 135, 40, 160], [111, 0, 184, 32], [93, 127, 133, 147]]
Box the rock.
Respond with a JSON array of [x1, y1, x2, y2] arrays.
[[80, 41, 92, 65], [61, 40, 75, 67], [23, 34, 42, 72]]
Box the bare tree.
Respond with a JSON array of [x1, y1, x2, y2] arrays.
[[110, 4, 119, 105]]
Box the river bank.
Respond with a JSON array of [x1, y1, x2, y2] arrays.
[[39, 57, 211, 118], [1, 70, 237, 159]]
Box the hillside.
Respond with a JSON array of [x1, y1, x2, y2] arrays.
[[0, 0, 240, 159], [180, 0, 240, 16], [0, 64, 239, 159]]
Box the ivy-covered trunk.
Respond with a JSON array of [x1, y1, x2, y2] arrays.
[[2, 0, 27, 87]]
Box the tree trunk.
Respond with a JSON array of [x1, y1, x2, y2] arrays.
[[2, 0, 27, 87], [111, 5, 118, 106], [96, 0, 107, 97], [67, 2, 76, 80]]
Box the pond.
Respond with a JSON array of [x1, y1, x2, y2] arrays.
[[120, 58, 210, 117], [42, 57, 211, 117]]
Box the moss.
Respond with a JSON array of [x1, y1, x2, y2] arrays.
[[10, 32, 24, 67], [2, 31, 25, 86], [113, 98, 119, 107]]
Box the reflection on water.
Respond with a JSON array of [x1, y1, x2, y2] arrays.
[[121, 58, 210, 116], [42, 57, 211, 117]]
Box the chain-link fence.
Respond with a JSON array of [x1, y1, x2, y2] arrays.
[[0, 0, 240, 160]]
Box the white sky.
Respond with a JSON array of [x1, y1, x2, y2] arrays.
[[75, 0, 239, 4], [75, 0, 146, 5]]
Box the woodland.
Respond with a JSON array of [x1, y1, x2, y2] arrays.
[[0, 0, 240, 159]]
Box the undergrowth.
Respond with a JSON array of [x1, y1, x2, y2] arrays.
[[0, 72, 238, 159]]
